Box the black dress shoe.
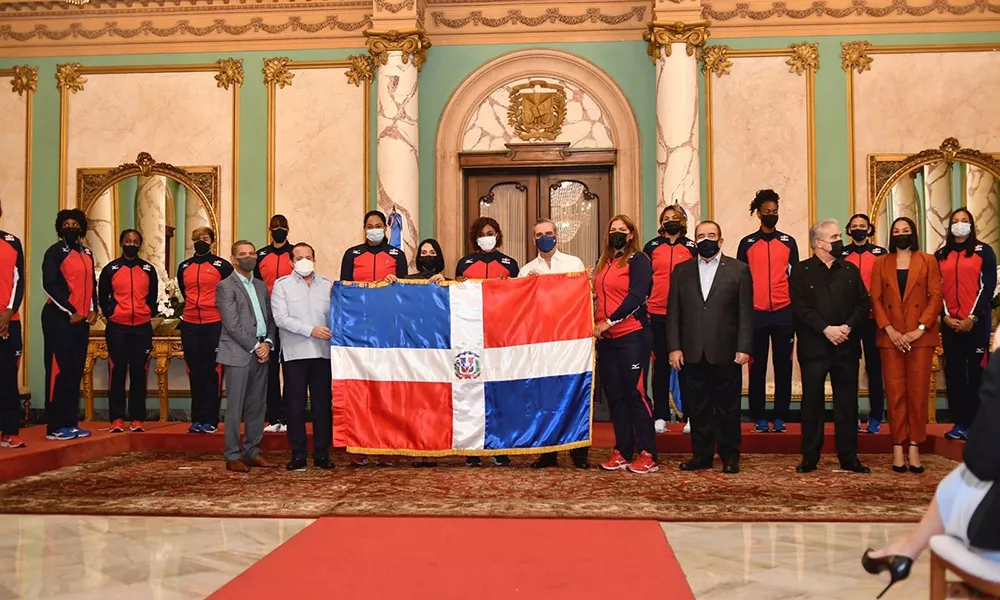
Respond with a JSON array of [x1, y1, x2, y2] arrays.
[[862, 549, 914, 598], [679, 458, 713, 471], [795, 462, 817, 473], [722, 462, 740, 474], [840, 461, 871, 474], [466, 456, 483, 467], [571, 455, 590, 470], [908, 465, 925, 474], [531, 455, 558, 469], [313, 456, 334, 470], [892, 464, 908, 473], [286, 457, 308, 471]]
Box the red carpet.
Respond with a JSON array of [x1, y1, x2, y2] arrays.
[[208, 517, 692, 600]]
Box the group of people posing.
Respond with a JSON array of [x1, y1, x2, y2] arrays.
[[0, 189, 992, 476]]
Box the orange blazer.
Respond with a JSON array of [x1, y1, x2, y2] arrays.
[[870, 250, 943, 349]]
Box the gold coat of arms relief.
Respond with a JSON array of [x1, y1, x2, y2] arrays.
[[506, 80, 568, 141]]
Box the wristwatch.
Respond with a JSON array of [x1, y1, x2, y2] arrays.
[[971, 315, 979, 323], [918, 323, 926, 331]]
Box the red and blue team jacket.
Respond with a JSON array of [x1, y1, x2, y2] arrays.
[[736, 230, 799, 312], [936, 242, 998, 320], [0, 231, 25, 320], [254, 243, 294, 294], [42, 240, 97, 316], [341, 242, 408, 282], [99, 257, 159, 326], [643, 236, 696, 316], [455, 251, 519, 280], [595, 252, 653, 339], [841, 242, 888, 292], [177, 253, 233, 324]]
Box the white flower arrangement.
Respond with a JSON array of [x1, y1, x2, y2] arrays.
[[157, 278, 185, 319]]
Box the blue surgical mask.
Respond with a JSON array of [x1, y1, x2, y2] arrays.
[[535, 235, 557, 253]]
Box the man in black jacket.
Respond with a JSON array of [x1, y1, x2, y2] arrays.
[[667, 220, 753, 474], [789, 219, 871, 474]]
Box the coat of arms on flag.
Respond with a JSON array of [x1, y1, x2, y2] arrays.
[[330, 274, 594, 456]]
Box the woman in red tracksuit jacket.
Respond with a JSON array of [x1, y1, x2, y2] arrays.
[[736, 189, 799, 434], [455, 216, 518, 467], [643, 204, 696, 429], [341, 210, 408, 468], [936, 208, 998, 441], [595, 215, 656, 475], [98, 229, 158, 434]]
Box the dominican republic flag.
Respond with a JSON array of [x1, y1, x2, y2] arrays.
[[330, 274, 594, 456]]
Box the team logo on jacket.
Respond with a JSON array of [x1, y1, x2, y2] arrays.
[[975, 244, 984, 252], [110, 264, 120, 271], [3, 234, 13, 242], [142, 264, 151, 271], [500, 258, 511, 265], [780, 235, 789, 242], [212, 260, 223, 267], [453, 351, 482, 380], [873, 247, 884, 255], [389, 248, 399, 255]]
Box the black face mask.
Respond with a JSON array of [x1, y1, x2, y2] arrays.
[[271, 229, 288, 244], [608, 232, 628, 251], [122, 245, 140, 259], [760, 214, 779, 229], [849, 229, 869, 242], [892, 234, 914, 251], [827, 240, 844, 257], [417, 255, 444, 275], [62, 228, 82, 245], [194, 240, 211, 256], [697, 239, 720, 259], [660, 221, 683, 236]]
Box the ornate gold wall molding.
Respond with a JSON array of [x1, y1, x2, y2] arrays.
[[704, 0, 1000, 21], [9, 65, 37, 96], [506, 79, 568, 141], [841, 41, 874, 73], [345, 54, 376, 87], [699, 44, 732, 77], [787, 42, 819, 75], [364, 28, 431, 72], [430, 6, 646, 28], [262, 57, 294, 88], [55, 63, 86, 93], [643, 20, 711, 63], [215, 58, 244, 90]]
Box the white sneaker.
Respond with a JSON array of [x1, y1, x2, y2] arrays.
[[654, 419, 667, 434], [278, 423, 288, 433], [683, 420, 691, 434], [263, 423, 281, 433]]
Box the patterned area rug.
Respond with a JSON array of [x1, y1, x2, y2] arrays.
[[0, 451, 955, 522]]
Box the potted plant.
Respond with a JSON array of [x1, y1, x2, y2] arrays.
[[155, 278, 184, 335]]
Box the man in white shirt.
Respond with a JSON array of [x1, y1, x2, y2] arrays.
[[271, 243, 334, 472], [523, 218, 590, 469]]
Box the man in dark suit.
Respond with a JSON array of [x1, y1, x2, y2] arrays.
[[216, 240, 278, 473], [667, 220, 753, 474], [789, 219, 871, 474]]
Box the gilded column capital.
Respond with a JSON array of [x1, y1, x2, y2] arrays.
[[55, 62, 86, 93], [643, 20, 710, 64], [215, 58, 244, 90], [364, 28, 432, 72], [262, 57, 295, 88], [841, 41, 873, 74], [10, 65, 38, 96], [345, 54, 377, 87]]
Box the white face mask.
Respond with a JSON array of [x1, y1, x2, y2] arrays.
[[951, 222, 972, 239], [366, 229, 385, 244], [293, 258, 315, 277], [477, 235, 497, 252]]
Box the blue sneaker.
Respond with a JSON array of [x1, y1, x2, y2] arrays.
[[188, 422, 203, 434], [45, 428, 78, 441], [753, 419, 770, 433], [945, 425, 968, 441], [69, 427, 91, 438], [865, 418, 881, 434], [772, 419, 786, 433], [201, 424, 218, 434]]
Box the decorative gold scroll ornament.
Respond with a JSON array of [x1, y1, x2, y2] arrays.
[[345, 54, 376, 87], [643, 20, 710, 64], [786, 42, 819, 75], [841, 41, 874, 74], [364, 29, 432, 72], [55, 62, 86, 93], [506, 80, 568, 142], [262, 57, 294, 88], [699, 45, 732, 77], [9, 65, 38, 96], [215, 58, 244, 90]]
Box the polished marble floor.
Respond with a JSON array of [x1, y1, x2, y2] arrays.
[[0, 515, 925, 599]]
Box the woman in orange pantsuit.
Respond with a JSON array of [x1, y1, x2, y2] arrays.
[[870, 217, 943, 474]]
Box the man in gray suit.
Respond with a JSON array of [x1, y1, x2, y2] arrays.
[[216, 240, 278, 473], [667, 220, 754, 474]]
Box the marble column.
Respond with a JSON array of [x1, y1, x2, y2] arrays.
[[184, 191, 210, 260], [923, 162, 953, 252], [967, 165, 999, 251], [136, 175, 168, 295], [645, 21, 708, 221], [85, 188, 115, 272], [888, 175, 919, 247]]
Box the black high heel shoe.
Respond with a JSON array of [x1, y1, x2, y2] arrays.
[[862, 548, 914, 598], [891, 444, 907, 473], [908, 443, 924, 473]]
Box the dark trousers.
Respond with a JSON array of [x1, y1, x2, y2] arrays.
[[283, 358, 333, 460], [266, 339, 286, 424], [538, 447, 590, 463], [598, 329, 655, 460], [0, 321, 23, 436], [180, 321, 224, 427], [42, 304, 88, 433], [859, 319, 886, 421], [650, 315, 674, 421], [942, 319, 991, 428], [681, 359, 742, 463], [800, 352, 860, 465], [106, 321, 153, 422], [748, 307, 794, 422]]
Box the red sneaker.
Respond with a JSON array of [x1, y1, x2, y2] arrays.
[[129, 421, 145, 433], [600, 450, 630, 471], [626, 451, 659, 474], [109, 419, 125, 433], [1, 435, 26, 448]]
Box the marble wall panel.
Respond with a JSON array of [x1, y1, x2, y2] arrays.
[[273, 67, 365, 280], [0, 90, 27, 240], [136, 175, 168, 292], [462, 77, 613, 151], [924, 162, 953, 252], [967, 166, 1000, 252], [66, 72, 234, 252], [85, 188, 114, 271], [852, 51, 1000, 213]]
